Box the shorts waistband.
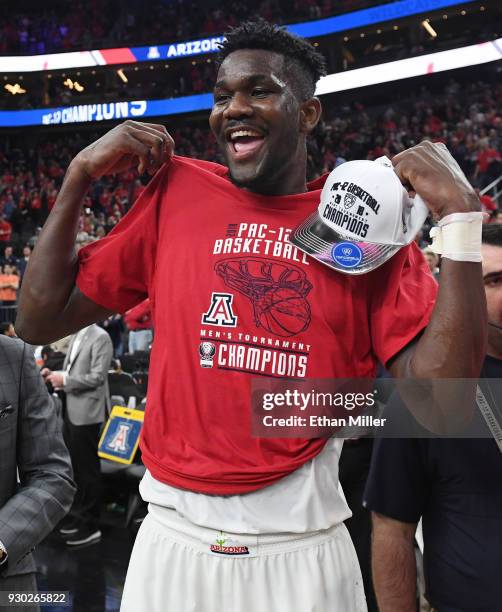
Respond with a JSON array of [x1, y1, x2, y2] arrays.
[[147, 503, 343, 558]]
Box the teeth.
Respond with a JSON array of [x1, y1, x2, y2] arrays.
[[229, 130, 262, 141]]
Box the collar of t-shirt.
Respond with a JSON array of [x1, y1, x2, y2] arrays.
[[175, 156, 328, 193]]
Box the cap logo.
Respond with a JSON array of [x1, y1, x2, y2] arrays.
[[331, 242, 363, 268], [344, 193, 357, 209]]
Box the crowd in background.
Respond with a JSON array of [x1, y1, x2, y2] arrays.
[[4, 14, 496, 112], [2, 74, 501, 240], [0, 73, 501, 318], [2, 0, 498, 114], [0, 0, 366, 55]]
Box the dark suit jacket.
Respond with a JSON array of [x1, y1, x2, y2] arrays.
[[0, 336, 75, 577]]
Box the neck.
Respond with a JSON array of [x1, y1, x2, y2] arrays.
[[487, 326, 502, 360], [236, 147, 308, 196]]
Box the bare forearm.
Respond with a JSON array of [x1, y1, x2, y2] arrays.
[[16, 120, 173, 344], [395, 261, 486, 379], [16, 162, 91, 342], [372, 526, 417, 612]]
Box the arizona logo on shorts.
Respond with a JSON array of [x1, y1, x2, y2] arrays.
[[209, 531, 250, 555]]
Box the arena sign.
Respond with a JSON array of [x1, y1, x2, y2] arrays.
[[1, 37, 500, 128], [0, 0, 476, 72], [0, 94, 213, 127], [42, 101, 148, 125]]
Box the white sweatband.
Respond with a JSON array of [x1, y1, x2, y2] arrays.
[[429, 212, 485, 262]]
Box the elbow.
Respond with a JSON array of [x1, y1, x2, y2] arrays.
[[15, 291, 70, 345], [14, 316, 42, 345], [15, 314, 59, 345]]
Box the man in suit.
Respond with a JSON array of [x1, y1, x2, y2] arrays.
[[42, 324, 113, 547], [0, 335, 75, 609]]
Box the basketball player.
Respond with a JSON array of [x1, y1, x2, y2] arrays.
[[17, 20, 485, 612]]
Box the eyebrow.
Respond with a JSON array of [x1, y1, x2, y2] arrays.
[[214, 74, 281, 89], [483, 271, 502, 281]]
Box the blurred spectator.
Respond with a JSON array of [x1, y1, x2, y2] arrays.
[[42, 324, 113, 547], [0, 246, 20, 268], [474, 141, 502, 185], [124, 299, 152, 354], [17, 245, 31, 278], [101, 314, 125, 357], [475, 186, 498, 213], [0, 321, 15, 337], [0, 216, 12, 243], [40, 345, 65, 371], [0, 264, 19, 306], [421, 248, 440, 281], [364, 225, 502, 612], [492, 210, 502, 225]]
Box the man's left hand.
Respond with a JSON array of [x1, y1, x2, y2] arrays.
[[46, 372, 65, 389], [392, 140, 480, 220]]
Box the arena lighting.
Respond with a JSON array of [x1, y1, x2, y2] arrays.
[[314, 36, 502, 95], [63, 78, 84, 92], [0, 36, 501, 128], [4, 83, 26, 95], [422, 20, 438, 38], [0, 0, 477, 73], [117, 69, 128, 83]]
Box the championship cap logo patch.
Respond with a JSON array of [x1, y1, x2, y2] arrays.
[[344, 193, 357, 209], [331, 242, 363, 268]]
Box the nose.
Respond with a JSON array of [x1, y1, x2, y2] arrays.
[[223, 92, 253, 120]]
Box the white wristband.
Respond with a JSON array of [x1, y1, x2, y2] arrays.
[[429, 212, 485, 262]]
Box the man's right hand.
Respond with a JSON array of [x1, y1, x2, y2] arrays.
[[72, 120, 175, 180]]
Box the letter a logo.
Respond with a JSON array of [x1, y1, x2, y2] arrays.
[[107, 423, 131, 453], [202, 292, 237, 327]]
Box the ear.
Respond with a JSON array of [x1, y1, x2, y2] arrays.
[[299, 97, 322, 134]]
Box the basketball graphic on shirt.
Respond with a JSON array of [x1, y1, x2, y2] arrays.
[[214, 258, 312, 337]]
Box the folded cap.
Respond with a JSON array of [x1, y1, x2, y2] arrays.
[[290, 156, 429, 274]]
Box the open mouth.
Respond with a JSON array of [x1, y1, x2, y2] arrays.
[[227, 128, 266, 161]]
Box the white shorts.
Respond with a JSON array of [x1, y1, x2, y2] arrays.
[[120, 505, 367, 612]]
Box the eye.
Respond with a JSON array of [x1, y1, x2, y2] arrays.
[[251, 88, 271, 98], [214, 93, 231, 104], [485, 275, 502, 287]]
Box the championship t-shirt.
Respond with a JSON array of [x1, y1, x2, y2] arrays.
[[77, 156, 437, 494]]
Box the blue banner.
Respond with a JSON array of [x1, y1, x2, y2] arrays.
[[132, 37, 225, 62], [288, 0, 474, 38], [129, 0, 475, 62], [0, 94, 214, 127]]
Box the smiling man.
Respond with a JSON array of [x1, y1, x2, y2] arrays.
[[16, 20, 485, 612]]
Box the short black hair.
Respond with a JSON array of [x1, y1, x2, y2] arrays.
[[217, 19, 327, 101], [0, 322, 12, 334], [482, 223, 502, 247]]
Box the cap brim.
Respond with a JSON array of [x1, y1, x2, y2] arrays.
[[290, 211, 399, 275]]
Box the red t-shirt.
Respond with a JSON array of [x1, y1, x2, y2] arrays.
[[77, 156, 437, 494], [478, 148, 501, 173], [124, 298, 152, 330], [0, 220, 12, 242], [480, 194, 497, 212]]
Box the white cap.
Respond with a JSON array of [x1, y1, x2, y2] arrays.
[[290, 156, 429, 274]]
